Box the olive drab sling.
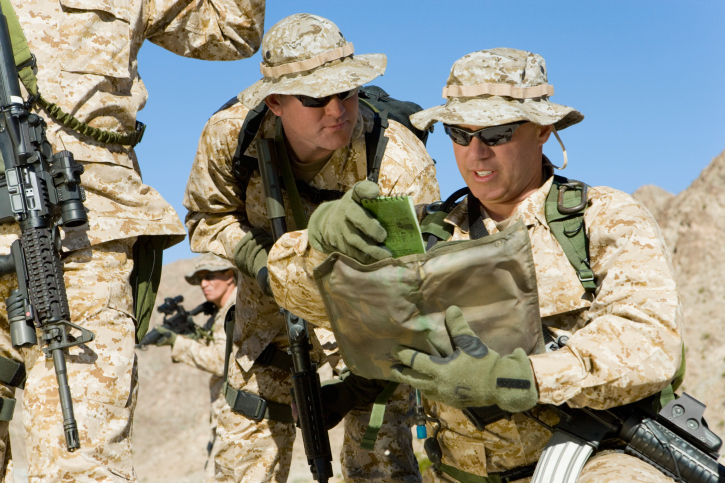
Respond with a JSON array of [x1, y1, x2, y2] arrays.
[[0, 0, 145, 148], [217, 86, 430, 424]]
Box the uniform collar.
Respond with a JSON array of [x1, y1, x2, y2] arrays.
[[444, 174, 555, 235]]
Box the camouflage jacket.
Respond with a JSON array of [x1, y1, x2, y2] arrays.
[[5, 0, 265, 252], [267, 176, 683, 475], [183, 101, 440, 371], [172, 296, 234, 406]]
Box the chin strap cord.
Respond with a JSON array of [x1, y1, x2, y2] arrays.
[[552, 126, 568, 170]]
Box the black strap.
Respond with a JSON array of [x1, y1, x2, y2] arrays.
[[232, 103, 269, 200], [467, 193, 490, 240], [254, 343, 294, 372], [364, 109, 389, 184], [224, 387, 294, 424], [220, 305, 294, 423]]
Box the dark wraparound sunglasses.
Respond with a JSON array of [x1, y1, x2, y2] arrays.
[[293, 87, 358, 108], [444, 121, 528, 146]]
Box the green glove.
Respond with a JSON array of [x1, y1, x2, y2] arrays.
[[390, 306, 538, 413], [155, 326, 177, 347], [319, 370, 387, 430], [233, 228, 274, 295], [308, 180, 392, 264]]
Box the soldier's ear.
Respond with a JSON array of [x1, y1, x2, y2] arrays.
[[265, 94, 284, 116], [537, 124, 553, 146]]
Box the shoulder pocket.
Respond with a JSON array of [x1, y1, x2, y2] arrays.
[[58, 0, 131, 78]]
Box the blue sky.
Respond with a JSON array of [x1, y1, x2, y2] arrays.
[[135, 1, 725, 263]]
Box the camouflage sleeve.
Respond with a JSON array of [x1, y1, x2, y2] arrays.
[[376, 120, 441, 203], [145, 0, 265, 60], [268, 122, 441, 328], [183, 112, 250, 260], [529, 188, 683, 409], [171, 315, 227, 377]]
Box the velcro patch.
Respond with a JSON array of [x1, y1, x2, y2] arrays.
[[496, 378, 531, 390]]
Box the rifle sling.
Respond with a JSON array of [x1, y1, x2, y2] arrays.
[[0, 0, 145, 146]]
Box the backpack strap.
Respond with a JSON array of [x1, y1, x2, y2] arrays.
[[420, 187, 468, 250], [545, 175, 596, 293], [360, 99, 389, 184], [231, 103, 269, 200], [220, 305, 294, 424]]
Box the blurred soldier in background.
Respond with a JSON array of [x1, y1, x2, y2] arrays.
[[152, 253, 237, 482], [0, 0, 264, 481]]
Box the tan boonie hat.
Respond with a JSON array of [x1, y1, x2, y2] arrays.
[[411, 48, 583, 132], [239, 13, 387, 109], [185, 253, 236, 285]]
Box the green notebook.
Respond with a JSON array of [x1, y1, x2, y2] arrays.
[[361, 196, 426, 257]]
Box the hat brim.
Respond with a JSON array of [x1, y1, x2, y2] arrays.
[[185, 265, 235, 285], [239, 54, 387, 109], [410, 96, 584, 132]]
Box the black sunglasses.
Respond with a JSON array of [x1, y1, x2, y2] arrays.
[[443, 121, 528, 147], [293, 87, 358, 108]]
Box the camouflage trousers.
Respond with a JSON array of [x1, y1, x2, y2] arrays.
[[213, 351, 421, 483], [205, 388, 226, 482], [0, 238, 139, 482], [424, 451, 674, 482]]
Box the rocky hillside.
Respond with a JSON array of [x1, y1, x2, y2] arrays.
[[8, 150, 725, 480], [633, 150, 725, 439]]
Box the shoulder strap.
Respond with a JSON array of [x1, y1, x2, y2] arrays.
[[231, 103, 268, 200], [420, 187, 469, 250], [545, 175, 596, 293], [360, 100, 389, 184]]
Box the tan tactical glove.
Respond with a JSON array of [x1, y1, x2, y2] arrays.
[[390, 306, 538, 413], [307, 180, 391, 264]]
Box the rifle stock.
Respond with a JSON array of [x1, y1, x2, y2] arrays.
[[0, 4, 93, 451], [257, 138, 333, 482]]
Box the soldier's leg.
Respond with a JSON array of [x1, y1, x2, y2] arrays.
[[213, 358, 295, 483], [341, 383, 421, 483], [577, 451, 675, 482], [22, 239, 138, 482]]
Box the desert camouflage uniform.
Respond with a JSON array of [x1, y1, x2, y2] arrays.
[[172, 296, 234, 482], [267, 176, 682, 483], [1, 1, 264, 481], [184, 99, 440, 482]]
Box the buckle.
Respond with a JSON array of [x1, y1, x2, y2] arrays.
[[17, 53, 36, 71], [557, 181, 588, 214], [252, 396, 268, 421], [577, 269, 594, 283]]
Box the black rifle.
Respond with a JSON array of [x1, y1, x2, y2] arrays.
[[136, 295, 216, 348], [256, 138, 333, 483], [0, 4, 93, 451], [529, 392, 725, 483]]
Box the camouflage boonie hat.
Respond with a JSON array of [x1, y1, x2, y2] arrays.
[[411, 48, 583, 131], [185, 253, 236, 285], [239, 13, 387, 108]]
